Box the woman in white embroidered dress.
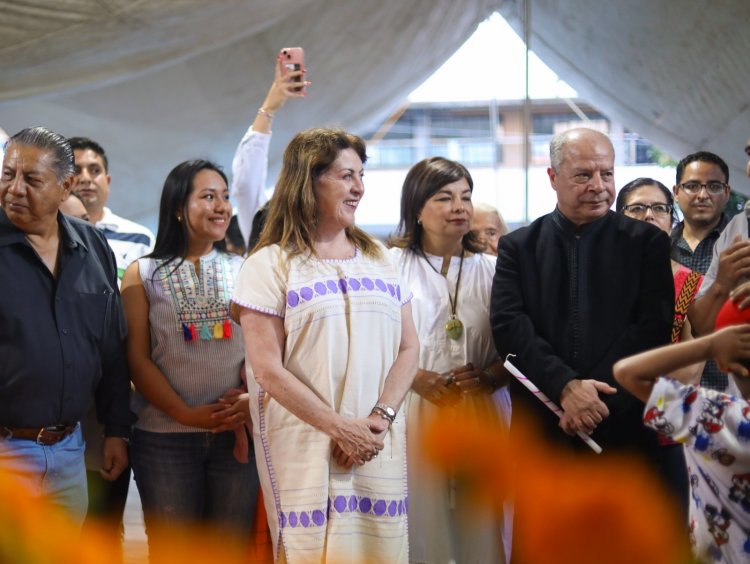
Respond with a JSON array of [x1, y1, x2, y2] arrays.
[[232, 128, 419, 563], [388, 156, 511, 564], [121, 160, 258, 555]]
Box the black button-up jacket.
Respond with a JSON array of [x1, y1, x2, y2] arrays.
[[491, 208, 674, 452]]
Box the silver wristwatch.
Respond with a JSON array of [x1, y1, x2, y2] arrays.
[[371, 403, 396, 425]]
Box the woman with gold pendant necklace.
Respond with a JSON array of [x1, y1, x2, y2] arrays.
[[388, 156, 511, 564]]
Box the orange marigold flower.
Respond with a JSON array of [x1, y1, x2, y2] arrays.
[[422, 405, 691, 564]]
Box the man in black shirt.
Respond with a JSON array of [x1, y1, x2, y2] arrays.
[[0, 127, 133, 527]]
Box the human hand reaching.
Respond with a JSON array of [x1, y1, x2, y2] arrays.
[[710, 325, 750, 376]]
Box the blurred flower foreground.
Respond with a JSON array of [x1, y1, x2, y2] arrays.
[[0, 466, 254, 564], [422, 406, 692, 564], [1, 409, 691, 564]]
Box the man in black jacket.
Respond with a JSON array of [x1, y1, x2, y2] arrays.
[[490, 128, 673, 456]]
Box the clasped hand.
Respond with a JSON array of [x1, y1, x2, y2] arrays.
[[559, 379, 617, 435], [331, 414, 387, 469], [412, 363, 492, 406], [176, 389, 250, 432]]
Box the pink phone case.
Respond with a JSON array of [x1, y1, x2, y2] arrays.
[[279, 47, 304, 91]]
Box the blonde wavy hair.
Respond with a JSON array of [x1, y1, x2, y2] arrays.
[[254, 127, 381, 260]]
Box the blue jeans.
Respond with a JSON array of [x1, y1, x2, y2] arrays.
[[0, 425, 87, 527], [131, 429, 258, 544]]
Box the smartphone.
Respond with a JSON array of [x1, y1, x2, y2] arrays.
[[279, 47, 305, 92]]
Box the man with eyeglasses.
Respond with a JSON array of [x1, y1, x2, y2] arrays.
[[671, 151, 732, 391], [690, 138, 750, 362]]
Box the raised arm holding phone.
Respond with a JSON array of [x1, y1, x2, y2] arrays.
[[230, 49, 310, 247]]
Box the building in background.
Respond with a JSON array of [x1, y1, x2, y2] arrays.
[[358, 99, 677, 236]]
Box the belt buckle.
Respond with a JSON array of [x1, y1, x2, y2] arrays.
[[36, 427, 49, 445], [36, 425, 66, 445]]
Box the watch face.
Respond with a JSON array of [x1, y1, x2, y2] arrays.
[[376, 404, 396, 419]]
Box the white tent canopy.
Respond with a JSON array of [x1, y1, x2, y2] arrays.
[[0, 0, 502, 226], [500, 0, 750, 194], [2, 0, 749, 228]]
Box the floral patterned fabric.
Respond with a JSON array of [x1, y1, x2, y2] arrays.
[[644, 378, 750, 562]]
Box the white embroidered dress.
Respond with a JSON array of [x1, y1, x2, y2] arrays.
[[390, 247, 509, 564], [233, 243, 411, 563]]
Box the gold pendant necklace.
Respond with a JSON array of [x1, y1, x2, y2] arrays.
[[444, 316, 463, 340], [421, 249, 465, 340]]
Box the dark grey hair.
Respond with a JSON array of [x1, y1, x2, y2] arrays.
[[9, 126, 75, 181]]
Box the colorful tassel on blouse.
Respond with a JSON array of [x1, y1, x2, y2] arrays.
[[213, 322, 224, 339], [200, 324, 212, 340], [183, 321, 232, 341]]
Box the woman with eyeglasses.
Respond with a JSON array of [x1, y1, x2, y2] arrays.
[[616, 176, 704, 523]]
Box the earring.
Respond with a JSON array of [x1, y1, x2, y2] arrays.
[[177, 215, 182, 222], [417, 218, 422, 226]]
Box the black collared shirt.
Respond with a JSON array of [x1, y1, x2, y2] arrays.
[[670, 214, 729, 274], [0, 209, 134, 436]]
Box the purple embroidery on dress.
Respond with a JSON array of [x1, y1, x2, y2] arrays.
[[285, 277, 403, 308], [333, 495, 347, 513], [312, 509, 326, 526], [281, 495, 407, 529]]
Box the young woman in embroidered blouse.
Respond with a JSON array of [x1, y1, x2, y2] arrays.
[[388, 156, 511, 564], [121, 160, 258, 554]]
